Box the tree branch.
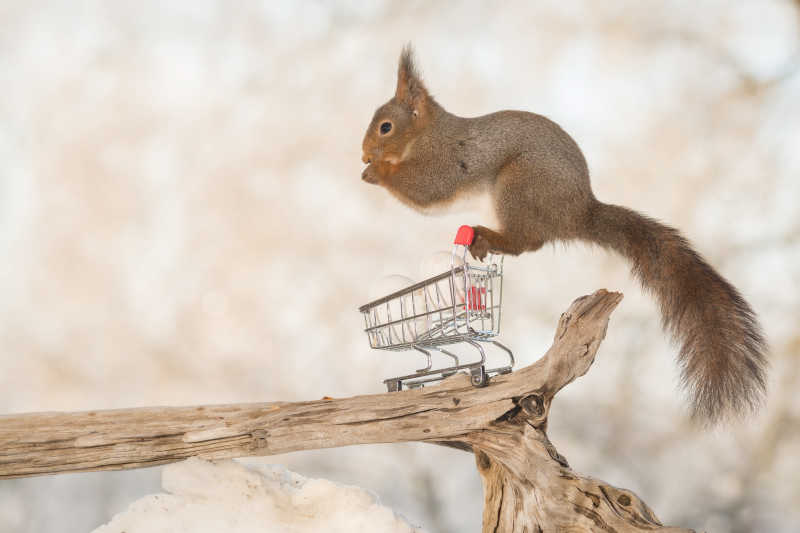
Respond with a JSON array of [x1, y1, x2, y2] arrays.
[[0, 289, 695, 532]]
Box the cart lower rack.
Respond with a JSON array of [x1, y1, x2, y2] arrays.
[[359, 226, 514, 391]]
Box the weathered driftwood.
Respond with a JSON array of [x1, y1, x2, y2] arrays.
[[0, 289, 694, 532]]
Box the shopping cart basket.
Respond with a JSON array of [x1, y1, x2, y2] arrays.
[[358, 225, 514, 392]]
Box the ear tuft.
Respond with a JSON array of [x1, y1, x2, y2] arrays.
[[398, 44, 420, 85], [396, 44, 429, 109]]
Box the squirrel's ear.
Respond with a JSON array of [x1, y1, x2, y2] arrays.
[[395, 45, 429, 112]]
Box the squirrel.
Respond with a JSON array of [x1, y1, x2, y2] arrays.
[[360, 46, 767, 424]]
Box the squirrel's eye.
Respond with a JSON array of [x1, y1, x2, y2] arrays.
[[380, 122, 392, 135]]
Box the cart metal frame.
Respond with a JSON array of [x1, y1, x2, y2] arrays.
[[358, 226, 514, 391]]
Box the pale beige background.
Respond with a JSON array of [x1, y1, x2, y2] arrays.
[[1, 1, 799, 532]]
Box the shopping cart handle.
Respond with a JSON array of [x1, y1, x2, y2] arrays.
[[454, 225, 475, 246]]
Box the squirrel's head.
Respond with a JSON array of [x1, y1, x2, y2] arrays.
[[362, 46, 435, 170]]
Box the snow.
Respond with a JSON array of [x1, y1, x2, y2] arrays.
[[92, 458, 423, 533], [1, 2, 799, 532]]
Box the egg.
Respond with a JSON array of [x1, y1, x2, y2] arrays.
[[367, 274, 423, 345], [418, 251, 467, 313]]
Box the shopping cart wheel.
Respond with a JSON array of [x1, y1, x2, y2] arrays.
[[470, 366, 488, 387], [385, 380, 402, 393]]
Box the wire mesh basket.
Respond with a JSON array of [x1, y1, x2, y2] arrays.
[[359, 226, 514, 391]]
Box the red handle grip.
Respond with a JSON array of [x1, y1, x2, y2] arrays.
[[454, 225, 474, 246]]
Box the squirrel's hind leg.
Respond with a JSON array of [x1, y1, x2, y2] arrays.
[[470, 225, 541, 261]]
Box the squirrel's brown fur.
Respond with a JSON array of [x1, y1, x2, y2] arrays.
[[361, 46, 767, 424]]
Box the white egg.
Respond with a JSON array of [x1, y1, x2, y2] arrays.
[[367, 274, 421, 345], [418, 251, 468, 314], [368, 274, 416, 302], [418, 251, 467, 279]]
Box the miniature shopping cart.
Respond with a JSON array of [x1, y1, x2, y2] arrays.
[[359, 225, 514, 392]]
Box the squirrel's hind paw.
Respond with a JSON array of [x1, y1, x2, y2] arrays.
[[469, 233, 490, 262]]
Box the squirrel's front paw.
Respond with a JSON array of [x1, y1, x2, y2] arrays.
[[469, 232, 490, 262], [361, 164, 380, 185]]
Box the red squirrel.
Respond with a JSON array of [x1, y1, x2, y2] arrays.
[[360, 46, 767, 424]]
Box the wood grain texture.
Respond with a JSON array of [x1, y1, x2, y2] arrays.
[[0, 289, 695, 532]]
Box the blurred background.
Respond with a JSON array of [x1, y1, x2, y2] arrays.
[[1, 1, 799, 531]]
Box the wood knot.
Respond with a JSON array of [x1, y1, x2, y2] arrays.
[[598, 485, 663, 527], [519, 394, 548, 423], [250, 429, 269, 450], [475, 450, 492, 471]]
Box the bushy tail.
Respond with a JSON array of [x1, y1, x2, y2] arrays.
[[586, 202, 767, 423]]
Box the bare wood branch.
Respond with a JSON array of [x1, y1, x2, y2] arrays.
[[0, 290, 695, 532]]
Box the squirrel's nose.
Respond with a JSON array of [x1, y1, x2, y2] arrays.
[[361, 153, 372, 164]]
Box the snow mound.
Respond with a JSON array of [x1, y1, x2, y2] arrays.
[[92, 458, 423, 533]]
